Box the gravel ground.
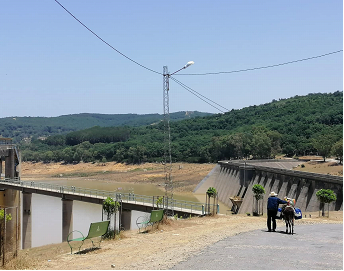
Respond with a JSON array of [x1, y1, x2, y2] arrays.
[[172, 224, 343, 270]]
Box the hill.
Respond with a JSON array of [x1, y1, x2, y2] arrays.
[[19, 92, 343, 163], [0, 111, 212, 143]]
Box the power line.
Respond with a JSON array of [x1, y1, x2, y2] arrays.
[[171, 77, 229, 112], [170, 77, 228, 113], [176, 50, 343, 76], [53, 0, 162, 75], [53, 0, 342, 79]]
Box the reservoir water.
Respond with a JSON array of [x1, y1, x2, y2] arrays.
[[20, 178, 229, 248]]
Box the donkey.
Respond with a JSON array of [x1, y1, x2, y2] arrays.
[[283, 206, 294, 234]]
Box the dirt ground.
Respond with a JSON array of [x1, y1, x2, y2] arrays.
[[6, 160, 343, 269], [293, 157, 343, 176], [6, 211, 343, 270], [20, 162, 216, 193]]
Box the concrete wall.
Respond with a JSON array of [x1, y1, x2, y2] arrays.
[[197, 161, 343, 214]]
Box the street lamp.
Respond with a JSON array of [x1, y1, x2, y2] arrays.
[[163, 61, 194, 215]]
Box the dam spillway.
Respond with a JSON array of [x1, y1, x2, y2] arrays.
[[195, 160, 343, 214]]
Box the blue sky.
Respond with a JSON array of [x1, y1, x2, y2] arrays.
[[1, 0, 342, 118]]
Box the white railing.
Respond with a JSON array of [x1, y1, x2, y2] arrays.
[[0, 179, 217, 215]]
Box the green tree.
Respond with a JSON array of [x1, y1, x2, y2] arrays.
[[113, 147, 126, 162], [42, 151, 54, 163], [251, 133, 271, 159], [206, 187, 217, 215], [103, 197, 120, 220], [82, 150, 94, 163], [267, 130, 282, 158], [312, 134, 336, 162], [206, 187, 217, 198], [0, 209, 12, 262], [72, 148, 83, 163], [252, 184, 265, 215], [52, 150, 63, 162], [127, 146, 146, 164], [62, 147, 74, 163], [316, 189, 337, 217], [103, 197, 121, 238], [156, 196, 163, 209], [332, 139, 343, 164]]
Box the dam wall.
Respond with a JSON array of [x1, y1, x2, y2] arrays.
[[195, 160, 343, 214]]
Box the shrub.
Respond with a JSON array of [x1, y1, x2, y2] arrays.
[[206, 187, 217, 198], [316, 189, 337, 217], [316, 189, 337, 203], [252, 184, 265, 201]]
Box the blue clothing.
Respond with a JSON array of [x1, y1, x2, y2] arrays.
[[267, 196, 287, 210]]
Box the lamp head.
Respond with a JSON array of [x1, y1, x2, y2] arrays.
[[184, 61, 194, 69]]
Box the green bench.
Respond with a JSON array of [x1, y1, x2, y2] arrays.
[[136, 209, 164, 233], [67, 220, 110, 254]]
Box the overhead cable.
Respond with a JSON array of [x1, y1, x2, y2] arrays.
[[176, 50, 343, 76], [170, 77, 228, 113], [53, 1, 342, 79], [54, 0, 162, 75]]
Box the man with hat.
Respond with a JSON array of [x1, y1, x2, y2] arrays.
[[267, 191, 287, 232]]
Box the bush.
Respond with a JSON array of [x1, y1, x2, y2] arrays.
[[316, 189, 337, 203], [252, 184, 265, 201], [316, 189, 337, 217], [206, 187, 217, 198]]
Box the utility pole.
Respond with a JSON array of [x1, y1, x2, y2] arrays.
[[162, 62, 194, 216], [163, 66, 173, 215]]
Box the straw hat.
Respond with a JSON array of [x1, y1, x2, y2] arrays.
[[270, 191, 278, 197]]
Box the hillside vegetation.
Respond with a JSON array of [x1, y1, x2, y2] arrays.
[[0, 111, 211, 142], [19, 92, 343, 163]]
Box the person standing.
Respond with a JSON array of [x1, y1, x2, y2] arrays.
[[267, 191, 287, 232]]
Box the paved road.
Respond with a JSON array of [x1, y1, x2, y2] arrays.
[[172, 224, 343, 270]]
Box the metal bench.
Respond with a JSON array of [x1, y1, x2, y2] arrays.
[[67, 220, 110, 254], [136, 209, 164, 233]]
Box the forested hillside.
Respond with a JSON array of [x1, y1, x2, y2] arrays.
[[20, 92, 343, 163], [0, 111, 211, 142]]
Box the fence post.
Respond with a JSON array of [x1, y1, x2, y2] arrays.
[[202, 205, 204, 215], [16, 207, 18, 257], [119, 200, 123, 232], [3, 208, 6, 266], [217, 204, 220, 214]]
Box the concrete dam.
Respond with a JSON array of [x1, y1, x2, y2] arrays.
[[194, 160, 343, 214]]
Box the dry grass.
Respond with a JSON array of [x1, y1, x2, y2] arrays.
[[11, 160, 342, 269], [20, 162, 215, 193], [293, 160, 343, 176], [4, 212, 342, 270]]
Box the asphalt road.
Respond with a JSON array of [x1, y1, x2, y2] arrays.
[[171, 224, 343, 270]]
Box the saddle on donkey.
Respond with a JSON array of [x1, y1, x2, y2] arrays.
[[276, 197, 302, 220]]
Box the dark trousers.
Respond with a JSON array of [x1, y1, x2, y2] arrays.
[[267, 209, 278, 231]]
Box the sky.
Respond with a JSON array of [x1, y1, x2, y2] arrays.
[[1, 0, 343, 118]]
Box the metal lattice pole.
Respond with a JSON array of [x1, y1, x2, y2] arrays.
[[163, 66, 173, 216]]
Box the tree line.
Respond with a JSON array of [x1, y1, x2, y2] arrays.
[[0, 111, 211, 143], [19, 92, 343, 164]]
